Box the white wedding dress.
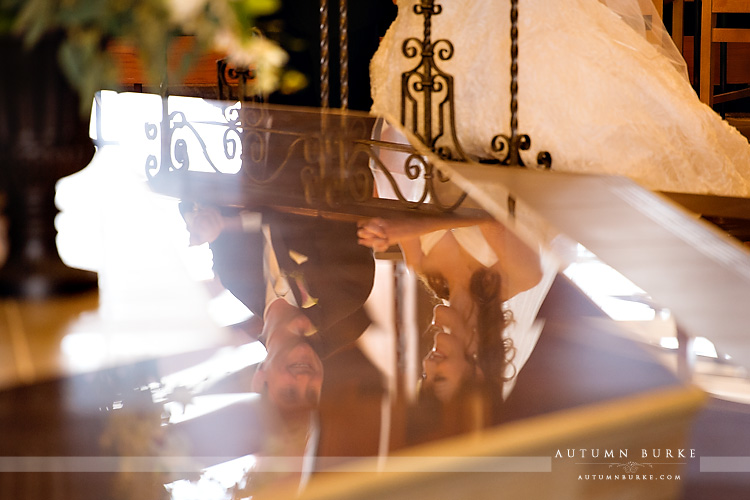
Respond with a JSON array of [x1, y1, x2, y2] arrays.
[[370, 0, 750, 197]]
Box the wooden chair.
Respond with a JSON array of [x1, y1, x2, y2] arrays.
[[699, 0, 750, 106], [654, 0, 688, 53]]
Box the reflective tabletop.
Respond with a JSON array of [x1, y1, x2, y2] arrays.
[[3, 93, 749, 500]]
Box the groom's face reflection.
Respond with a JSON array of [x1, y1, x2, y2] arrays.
[[257, 301, 324, 413], [263, 339, 324, 412]]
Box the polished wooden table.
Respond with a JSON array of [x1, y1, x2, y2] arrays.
[[0, 96, 731, 500]]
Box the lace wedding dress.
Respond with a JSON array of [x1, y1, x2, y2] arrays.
[[370, 0, 750, 197]]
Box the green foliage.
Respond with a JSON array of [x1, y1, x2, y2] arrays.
[[1, 0, 283, 115]]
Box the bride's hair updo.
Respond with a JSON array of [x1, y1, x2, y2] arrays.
[[469, 268, 516, 385], [417, 268, 516, 429], [409, 268, 515, 443], [421, 268, 516, 385], [423, 272, 450, 302]]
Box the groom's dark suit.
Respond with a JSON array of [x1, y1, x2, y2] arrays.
[[499, 274, 684, 424], [209, 210, 375, 359]]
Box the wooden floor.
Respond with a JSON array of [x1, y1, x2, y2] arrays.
[[727, 114, 750, 139], [0, 292, 100, 389]]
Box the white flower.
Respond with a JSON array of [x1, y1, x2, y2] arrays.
[[247, 36, 288, 68], [166, 0, 209, 25], [214, 31, 288, 94]]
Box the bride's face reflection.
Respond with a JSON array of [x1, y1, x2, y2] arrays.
[[422, 304, 478, 402]]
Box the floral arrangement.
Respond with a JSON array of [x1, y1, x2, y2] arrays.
[[0, 0, 295, 111]]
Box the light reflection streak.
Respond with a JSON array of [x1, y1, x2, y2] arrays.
[[660, 336, 719, 359], [57, 91, 256, 376], [153, 341, 267, 403], [208, 289, 253, 327], [563, 244, 655, 322], [166, 455, 258, 500], [164, 393, 261, 425]]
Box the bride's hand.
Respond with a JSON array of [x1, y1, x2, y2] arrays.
[[357, 218, 392, 252], [357, 217, 431, 252]]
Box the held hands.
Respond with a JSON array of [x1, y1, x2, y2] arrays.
[[357, 218, 392, 252], [357, 217, 427, 252]]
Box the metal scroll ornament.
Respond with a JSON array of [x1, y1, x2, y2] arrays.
[[401, 0, 468, 161], [217, 59, 259, 102], [368, 0, 466, 211], [145, 99, 242, 180], [491, 0, 551, 169]]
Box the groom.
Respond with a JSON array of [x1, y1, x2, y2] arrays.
[[182, 203, 376, 408]]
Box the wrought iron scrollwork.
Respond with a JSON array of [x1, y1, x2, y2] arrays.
[[145, 0, 553, 216], [490, 0, 551, 169], [145, 100, 243, 180], [345, 146, 376, 203], [226, 0, 469, 213], [235, 106, 370, 208], [296, 121, 378, 208], [401, 0, 468, 161], [366, 143, 467, 211], [231, 102, 466, 212], [217, 59, 262, 103], [245, 134, 317, 186]]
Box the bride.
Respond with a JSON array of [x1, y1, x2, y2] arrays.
[[370, 0, 750, 197], [358, 215, 550, 407]]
